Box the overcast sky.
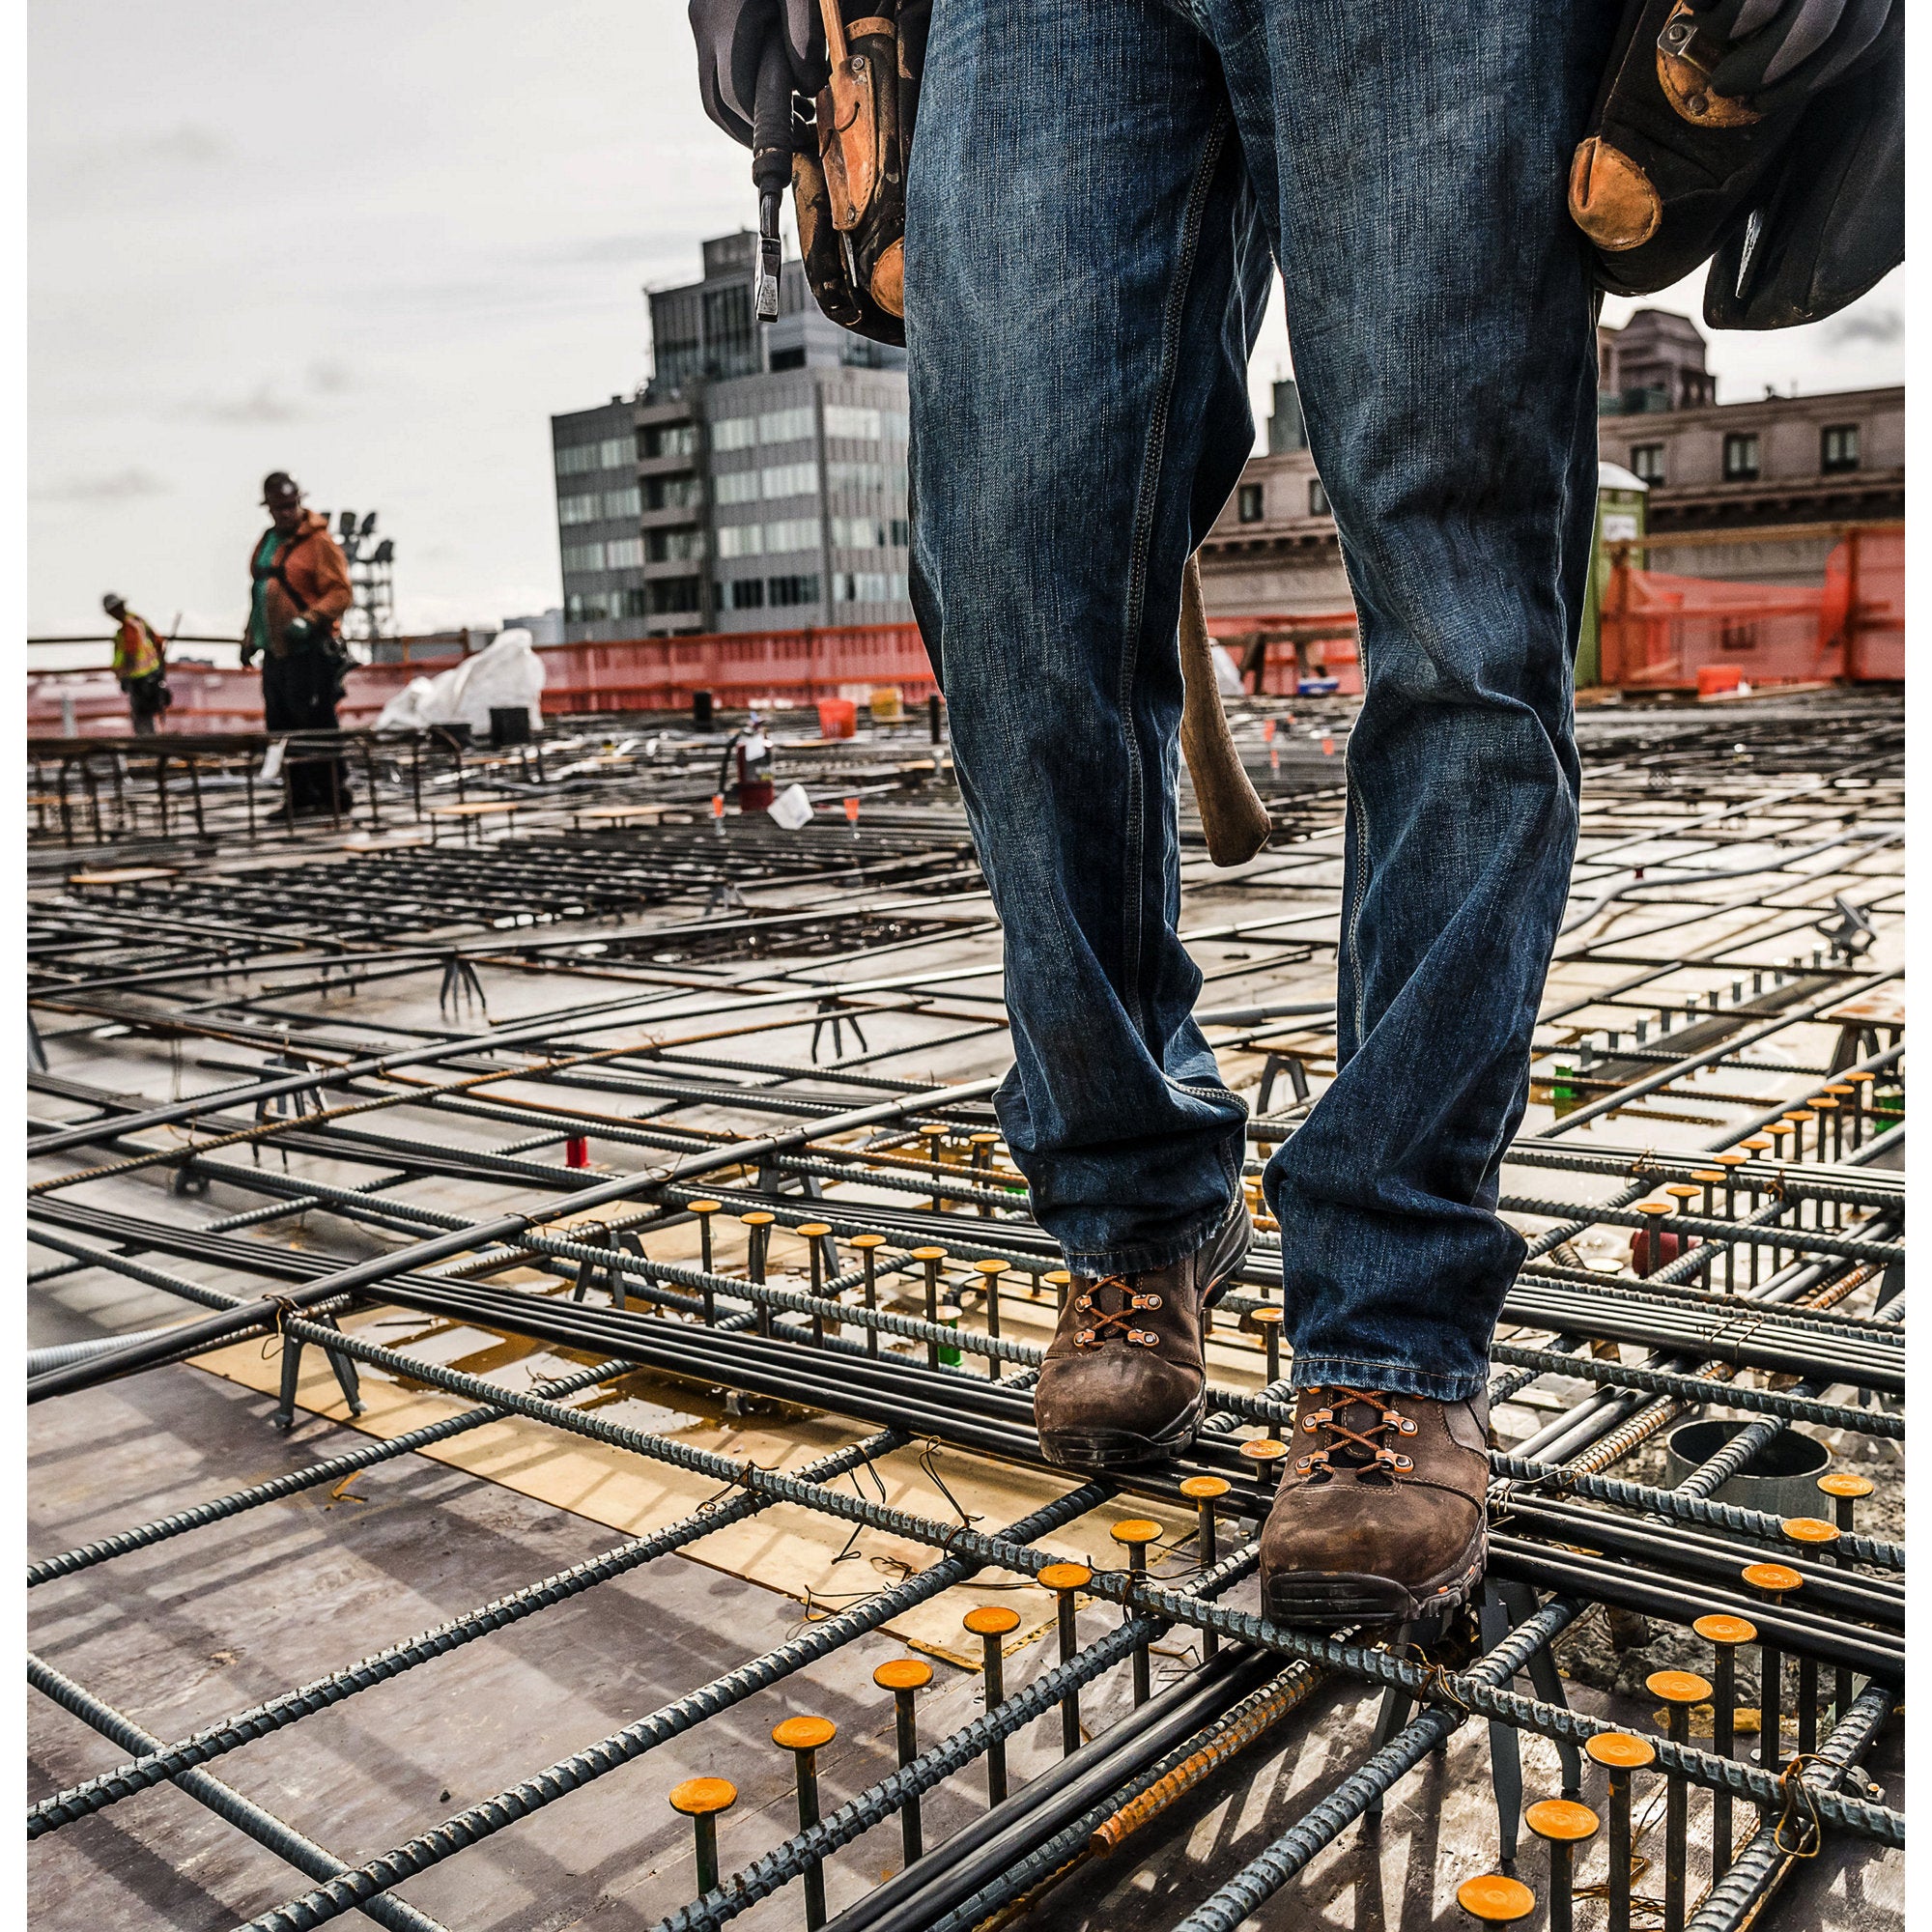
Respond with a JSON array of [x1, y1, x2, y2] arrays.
[[30, 2, 1904, 645]]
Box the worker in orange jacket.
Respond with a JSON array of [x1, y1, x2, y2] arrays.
[[101, 593, 169, 735], [241, 471, 355, 817]]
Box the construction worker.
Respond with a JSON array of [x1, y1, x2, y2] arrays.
[[100, 594, 167, 736], [690, 2, 1892, 1631], [242, 471, 355, 817]]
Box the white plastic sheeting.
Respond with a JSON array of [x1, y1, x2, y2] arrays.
[[374, 629, 546, 735]]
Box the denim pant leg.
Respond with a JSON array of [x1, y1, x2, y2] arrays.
[[1203, 2, 1617, 1400], [905, 0, 1272, 1275]]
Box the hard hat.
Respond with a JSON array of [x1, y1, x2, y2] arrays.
[[262, 471, 302, 506]]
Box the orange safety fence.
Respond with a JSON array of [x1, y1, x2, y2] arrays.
[[1601, 528, 1902, 692], [25, 624, 940, 739]]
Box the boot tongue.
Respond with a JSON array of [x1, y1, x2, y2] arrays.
[[1325, 1395, 1380, 1468]]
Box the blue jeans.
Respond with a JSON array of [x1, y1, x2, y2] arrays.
[[905, 0, 1612, 1402]]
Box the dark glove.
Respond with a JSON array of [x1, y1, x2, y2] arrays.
[[1688, 0, 1892, 106], [240, 640, 258, 668], [689, 0, 825, 147], [283, 615, 316, 649]]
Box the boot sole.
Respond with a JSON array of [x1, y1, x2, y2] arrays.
[[1262, 1527, 1489, 1629], [1036, 1202, 1253, 1471]]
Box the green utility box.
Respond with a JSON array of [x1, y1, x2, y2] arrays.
[[1577, 459, 1650, 691]]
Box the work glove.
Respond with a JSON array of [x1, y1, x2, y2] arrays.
[[240, 640, 258, 668], [1686, 0, 1892, 109], [689, 0, 825, 148], [283, 615, 316, 648]]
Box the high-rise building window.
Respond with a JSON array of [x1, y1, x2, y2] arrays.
[[605, 537, 645, 569], [561, 541, 606, 573], [712, 416, 758, 452], [640, 422, 698, 459], [1821, 423, 1861, 474], [829, 460, 888, 490], [1722, 432, 1760, 482], [618, 589, 651, 618], [767, 575, 820, 607], [716, 525, 764, 559], [558, 493, 600, 526], [602, 486, 641, 520], [1308, 478, 1330, 517], [764, 517, 823, 554], [645, 529, 704, 563], [834, 571, 909, 603], [566, 591, 610, 620], [724, 578, 766, 610], [758, 405, 816, 444], [647, 579, 702, 614], [715, 470, 759, 506], [646, 473, 704, 510], [823, 404, 881, 441], [1237, 484, 1264, 523], [762, 461, 820, 498], [1630, 443, 1665, 485], [555, 443, 604, 477]]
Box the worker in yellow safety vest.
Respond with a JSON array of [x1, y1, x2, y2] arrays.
[[101, 594, 169, 736]]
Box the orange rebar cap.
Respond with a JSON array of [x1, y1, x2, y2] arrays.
[[772, 1716, 837, 1752], [669, 1776, 738, 1815], [1179, 1475, 1231, 1500], [1647, 1669, 1713, 1705], [1817, 1471, 1873, 1499], [1694, 1613, 1758, 1646], [1524, 1798, 1600, 1843], [1742, 1562, 1803, 1594], [1037, 1561, 1092, 1592], [1584, 1732, 1657, 1770], [1456, 1873, 1536, 1922], [873, 1658, 932, 1692], [1780, 1516, 1840, 1548], [962, 1605, 1021, 1637]]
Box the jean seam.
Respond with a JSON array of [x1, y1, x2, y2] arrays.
[[1119, 101, 1234, 1038], [1341, 625, 1374, 1050]]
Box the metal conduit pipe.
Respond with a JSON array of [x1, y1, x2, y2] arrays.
[[666, 1573, 1282, 1932], [1163, 1600, 1580, 1932], [805, 1651, 1296, 1932], [226, 1483, 1109, 1932]]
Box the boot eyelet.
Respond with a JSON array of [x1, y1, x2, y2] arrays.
[[1294, 1456, 1311, 1471], [1399, 1418, 1417, 1435], [1394, 1454, 1413, 1472], [1075, 1294, 1092, 1311], [1141, 1293, 1162, 1310], [1075, 1329, 1094, 1346], [1300, 1417, 1319, 1432]]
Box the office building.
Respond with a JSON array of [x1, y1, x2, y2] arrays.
[[553, 233, 912, 641]]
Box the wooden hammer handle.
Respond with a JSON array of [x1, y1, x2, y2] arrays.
[[1179, 554, 1271, 868]]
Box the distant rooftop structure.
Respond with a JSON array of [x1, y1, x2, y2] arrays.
[[1598, 307, 1716, 415]]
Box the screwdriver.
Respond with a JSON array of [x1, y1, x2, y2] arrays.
[[751, 41, 794, 322]]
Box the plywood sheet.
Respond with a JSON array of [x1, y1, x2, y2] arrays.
[[190, 1313, 1196, 1666]]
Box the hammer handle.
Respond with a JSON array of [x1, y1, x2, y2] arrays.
[[1179, 554, 1271, 868]]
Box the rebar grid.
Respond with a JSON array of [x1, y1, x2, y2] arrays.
[[27, 687, 1903, 1930]]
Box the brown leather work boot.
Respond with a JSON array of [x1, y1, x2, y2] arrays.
[[1259, 1385, 1491, 1625], [1033, 1201, 1250, 1469]]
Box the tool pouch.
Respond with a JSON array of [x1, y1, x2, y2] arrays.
[[1569, 0, 1898, 326], [793, 0, 925, 347], [1569, 0, 1804, 298]]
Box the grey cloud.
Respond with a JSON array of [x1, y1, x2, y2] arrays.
[[35, 467, 170, 501], [307, 359, 354, 395], [1826, 306, 1903, 348], [178, 382, 305, 425]]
